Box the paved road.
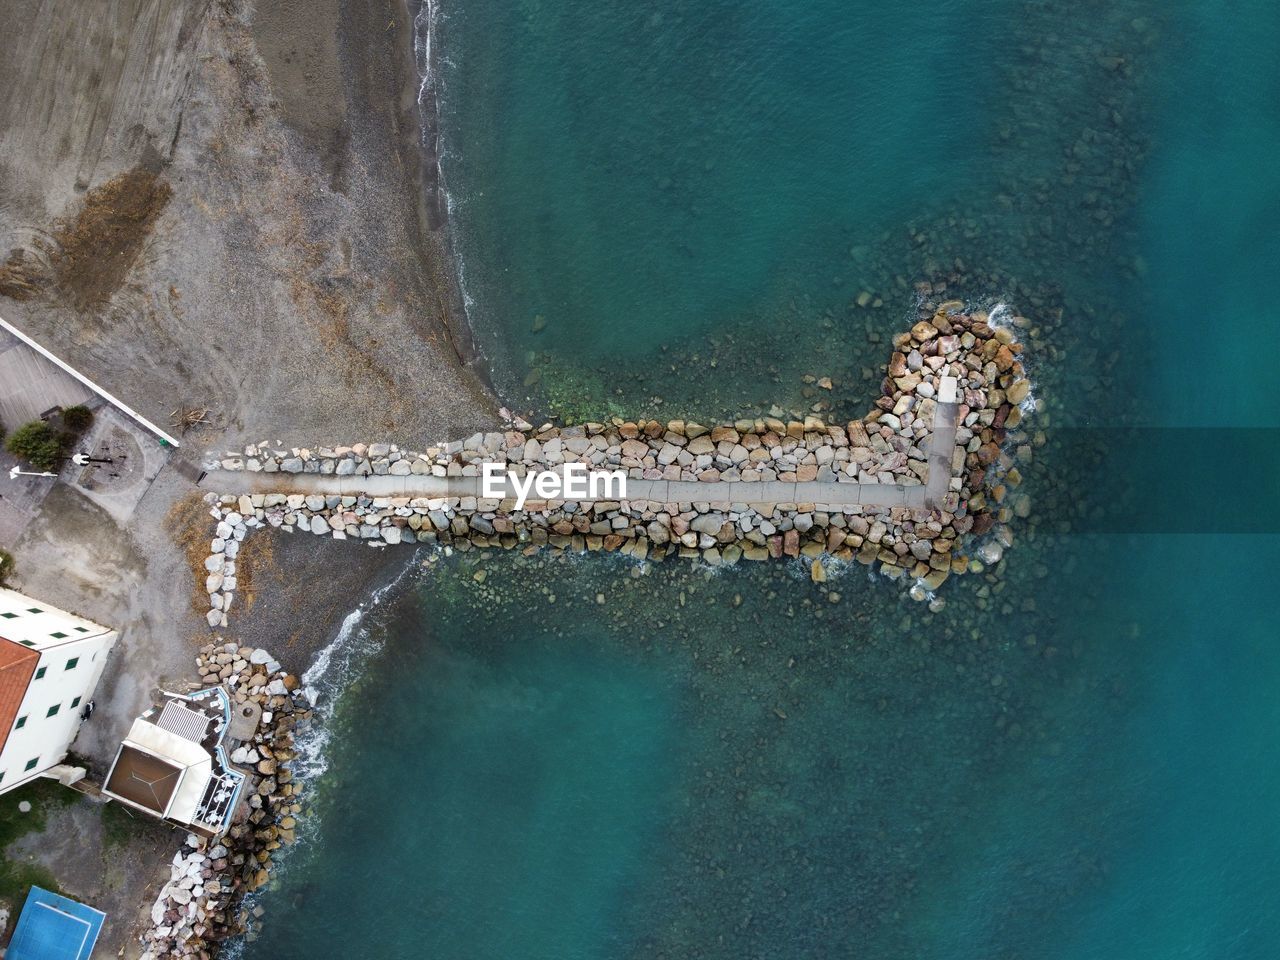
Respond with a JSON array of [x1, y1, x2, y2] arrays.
[[202, 393, 961, 512]]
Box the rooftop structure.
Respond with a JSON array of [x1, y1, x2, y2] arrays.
[[0, 587, 117, 793], [102, 686, 245, 838]]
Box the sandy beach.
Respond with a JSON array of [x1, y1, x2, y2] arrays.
[[0, 0, 494, 952]]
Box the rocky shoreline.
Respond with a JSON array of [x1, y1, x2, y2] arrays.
[[199, 305, 1034, 615], [137, 642, 309, 960]]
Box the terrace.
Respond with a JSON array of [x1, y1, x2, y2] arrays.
[[102, 687, 245, 838]]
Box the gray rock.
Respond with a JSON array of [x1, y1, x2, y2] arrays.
[[646, 521, 671, 544], [689, 514, 723, 535], [656, 443, 681, 465], [978, 541, 1004, 565], [280, 458, 304, 473]]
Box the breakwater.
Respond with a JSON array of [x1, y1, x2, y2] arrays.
[[137, 642, 307, 960], [198, 305, 1032, 627]]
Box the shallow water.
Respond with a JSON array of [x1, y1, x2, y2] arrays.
[[245, 1, 1280, 957]]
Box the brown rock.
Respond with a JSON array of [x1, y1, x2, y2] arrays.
[[783, 530, 800, 558], [620, 438, 649, 459], [911, 320, 939, 342]]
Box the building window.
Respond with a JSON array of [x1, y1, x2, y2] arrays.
[[71, 697, 81, 709], [46, 704, 60, 718], [0, 612, 16, 619], [0, 772, 5, 784], [19, 640, 35, 647], [27, 608, 42, 614], [51, 632, 68, 640], [34, 667, 46, 680], [24, 758, 39, 771], [64, 657, 79, 670], [75, 626, 88, 633], [14, 716, 26, 730]]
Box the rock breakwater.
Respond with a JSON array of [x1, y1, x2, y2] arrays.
[[137, 642, 309, 959], [200, 305, 1032, 619]]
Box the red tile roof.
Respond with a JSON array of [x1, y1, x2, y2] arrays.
[[0, 638, 40, 756]]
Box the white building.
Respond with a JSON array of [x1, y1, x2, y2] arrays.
[[0, 587, 117, 793]]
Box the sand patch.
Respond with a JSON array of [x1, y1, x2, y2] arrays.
[[0, 249, 46, 301], [51, 168, 171, 309]]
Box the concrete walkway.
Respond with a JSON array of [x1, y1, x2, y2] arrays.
[[202, 393, 961, 512], [0, 325, 94, 427]]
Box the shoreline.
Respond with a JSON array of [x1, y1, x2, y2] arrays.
[[0, 2, 501, 954], [393, 0, 492, 383]]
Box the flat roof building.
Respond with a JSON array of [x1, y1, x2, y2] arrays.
[[102, 686, 245, 838], [0, 587, 117, 794]]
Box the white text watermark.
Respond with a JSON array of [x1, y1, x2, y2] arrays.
[[481, 462, 627, 510]]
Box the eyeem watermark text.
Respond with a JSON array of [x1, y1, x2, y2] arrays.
[[481, 462, 627, 509]]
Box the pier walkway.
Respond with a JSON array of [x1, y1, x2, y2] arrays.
[[201, 384, 960, 511]]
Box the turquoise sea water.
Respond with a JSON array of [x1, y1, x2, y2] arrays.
[[245, 1, 1280, 957]]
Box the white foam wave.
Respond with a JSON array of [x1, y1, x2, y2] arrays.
[[413, 0, 439, 102], [986, 301, 1014, 328], [292, 561, 419, 784], [224, 561, 424, 951]]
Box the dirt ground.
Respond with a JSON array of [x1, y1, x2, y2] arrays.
[[2, 786, 178, 954], [0, 0, 497, 447], [0, 0, 500, 954]]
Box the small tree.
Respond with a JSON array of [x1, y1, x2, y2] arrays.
[[0, 550, 12, 585], [62, 404, 94, 434], [5, 421, 67, 471]]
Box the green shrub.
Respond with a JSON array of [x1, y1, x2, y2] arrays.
[[61, 404, 94, 434], [4, 421, 67, 471], [0, 550, 11, 584]]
